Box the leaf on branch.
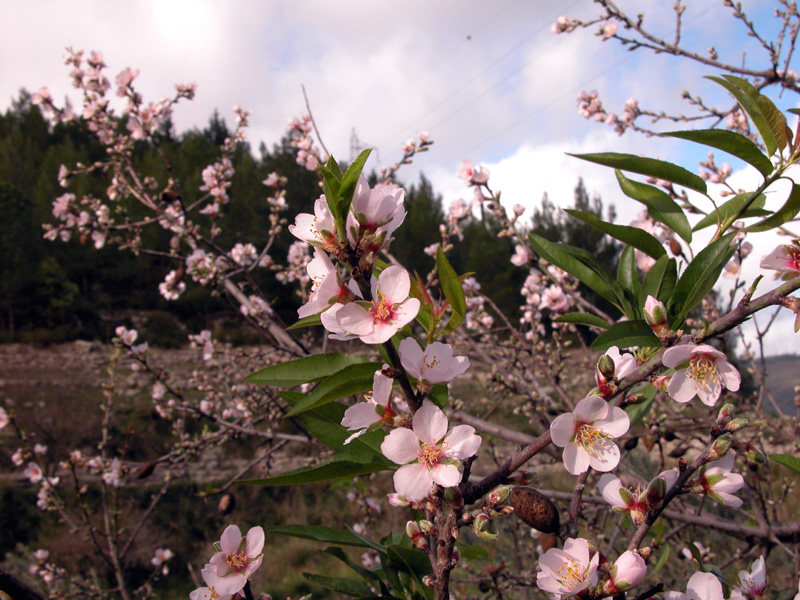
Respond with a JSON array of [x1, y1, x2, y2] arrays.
[[641, 255, 677, 304], [615, 170, 693, 243], [243, 454, 390, 486], [553, 312, 612, 330], [339, 148, 372, 218], [591, 320, 661, 351], [302, 572, 375, 597], [769, 453, 800, 476], [244, 353, 370, 387], [745, 182, 800, 232], [664, 129, 774, 178], [565, 209, 667, 259], [284, 362, 383, 416], [692, 192, 767, 232], [267, 524, 386, 551], [569, 152, 707, 195]]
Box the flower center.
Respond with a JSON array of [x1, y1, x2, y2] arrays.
[[226, 550, 248, 571], [371, 292, 395, 322], [687, 355, 720, 389], [421, 353, 440, 374], [576, 423, 610, 456], [417, 442, 445, 468], [208, 587, 220, 600], [555, 557, 585, 590]]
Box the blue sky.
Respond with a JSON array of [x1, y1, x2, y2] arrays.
[[1, 0, 797, 354]]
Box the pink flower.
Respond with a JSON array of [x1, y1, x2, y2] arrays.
[[190, 565, 234, 600], [604, 346, 637, 380], [760, 241, 800, 278], [539, 285, 570, 313], [380, 400, 481, 502], [664, 571, 724, 600], [24, 462, 43, 484], [346, 176, 406, 246], [736, 555, 767, 599], [341, 370, 397, 443], [536, 537, 599, 597], [605, 550, 647, 594], [457, 159, 490, 185], [550, 396, 629, 475], [662, 344, 741, 406], [288, 196, 337, 248], [0, 406, 9, 430], [335, 266, 420, 344], [693, 453, 745, 507], [298, 249, 344, 319], [398, 339, 470, 385], [598, 470, 677, 526], [209, 525, 265, 595]]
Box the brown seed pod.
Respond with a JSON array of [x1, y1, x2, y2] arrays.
[[509, 487, 559, 534], [218, 493, 236, 516]]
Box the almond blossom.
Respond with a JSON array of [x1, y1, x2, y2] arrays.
[[335, 266, 420, 344], [735, 555, 766, 599], [550, 396, 629, 475], [664, 571, 724, 600], [346, 175, 406, 244], [190, 565, 234, 600], [288, 195, 338, 249], [398, 338, 470, 386], [536, 537, 599, 598], [603, 550, 647, 595], [341, 370, 398, 443], [208, 525, 265, 595], [298, 249, 344, 319], [662, 344, 741, 406], [692, 453, 745, 507], [380, 400, 481, 502], [598, 470, 677, 526], [760, 241, 800, 278]]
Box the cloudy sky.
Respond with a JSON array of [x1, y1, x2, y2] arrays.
[[1, 0, 798, 354]]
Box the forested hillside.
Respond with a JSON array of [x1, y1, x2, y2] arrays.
[[0, 91, 619, 344]]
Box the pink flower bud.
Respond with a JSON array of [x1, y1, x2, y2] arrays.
[[717, 403, 735, 426], [645, 476, 666, 510], [643, 295, 669, 339], [707, 433, 733, 461]]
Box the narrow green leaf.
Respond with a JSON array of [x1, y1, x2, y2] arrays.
[[755, 94, 789, 152], [625, 384, 656, 427], [641, 255, 677, 304], [553, 312, 612, 330], [591, 320, 661, 351], [617, 245, 641, 317], [321, 547, 385, 584], [339, 148, 373, 217], [615, 170, 693, 243], [302, 572, 375, 597], [319, 155, 343, 221], [244, 454, 390, 486], [664, 129, 774, 178], [286, 313, 322, 331], [769, 453, 800, 476], [428, 383, 448, 409], [565, 209, 666, 259], [559, 245, 632, 314], [692, 192, 767, 232], [436, 246, 466, 317], [570, 152, 707, 194], [386, 545, 433, 599], [286, 362, 382, 417], [652, 546, 671, 576], [267, 524, 386, 552], [528, 233, 622, 308], [707, 75, 778, 156], [668, 233, 736, 326], [244, 353, 369, 387], [279, 391, 388, 461], [745, 182, 800, 232]]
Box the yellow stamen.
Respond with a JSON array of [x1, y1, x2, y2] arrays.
[[226, 550, 248, 571], [555, 557, 585, 590], [576, 424, 610, 456], [417, 442, 445, 468], [687, 355, 720, 390]]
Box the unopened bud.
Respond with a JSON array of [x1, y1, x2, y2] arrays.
[[740, 442, 766, 466], [645, 476, 666, 509], [472, 513, 498, 541], [422, 575, 435, 587], [218, 492, 236, 516], [651, 375, 670, 392], [488, 485, 511, 506], [723, 418, 749, 433], [717, 403, 735, 427], [406, 521, 428, 551], [597, 353, 616, 382], [418, 520, 434, 536], [451, 546, 461, 566], [387, 493, 410, 508], [707, 433, 733, 461], [510, 470, 535, 485], [444, 486, 464, 509], [644, 295, 670, 339]]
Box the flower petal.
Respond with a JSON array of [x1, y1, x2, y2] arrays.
[[412, 401, 448, 445], [430, 463, 461, 488], [444, 425, 481, 460], [381, 428, 419, 465], [393, 463, 434, 501]]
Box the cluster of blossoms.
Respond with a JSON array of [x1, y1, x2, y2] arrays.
[[576, 90, 639, 135], [191, 525, 265, 599], [462, 277, 495, 331], [286, 114, 326, 171]]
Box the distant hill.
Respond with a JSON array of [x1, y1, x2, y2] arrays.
[[764, 354, 800, 416]]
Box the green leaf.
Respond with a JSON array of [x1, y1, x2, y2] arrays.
[[570, 152, 707, 195], [652, 545, 671, 576], [769, 453, 800, 476], [706, 75, 780, 156], [566, 209, 666, 260], [664, 129, 774, 178], [319, 155, 343, 221], [591, 320, 661, 351], [615, 170, 693, 243], [386, 545, 433, 599], [286, 313, 322, 331], [280, 391, 388, 461], [668, 233, 736, 327], [641, 255, 677, 304], [428, 383, 448, 409], [625, 384, 656, 427], [692, 192, 767, 232], [745, 182, 800, 232], [302, 572, 375, 597], [267, 525, 386, 552], [528, 233, 623, 308], [457, 544, 490, 562], [617, 245, 641, 316], [321, 547, 385, 585], [244, 353, 369, 387], [553, 312, 612, 330], [755, 93, 789, 152], [437, 246, 466, 317], [339, 148, 372, 218], [244, 454, 390, 486], [286, 362, 382, 417]]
